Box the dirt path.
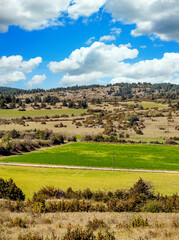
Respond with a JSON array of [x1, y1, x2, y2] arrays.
[[0, 162, 178, 174]]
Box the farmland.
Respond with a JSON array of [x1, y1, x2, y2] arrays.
[[1, 142, 179, 171], [0, 165, 179, 198], [0, 108, 87, 119]]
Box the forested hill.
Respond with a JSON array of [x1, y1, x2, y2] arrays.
[[0, 82, 179, 95], [0, 87, 45, 95]]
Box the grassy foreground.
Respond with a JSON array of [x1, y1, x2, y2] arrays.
[[2, 142, 179, 171], [0, 165, 179, 198], [0, 108, 87, 119]]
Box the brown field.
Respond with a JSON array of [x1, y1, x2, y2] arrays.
[[1, 111, 179, 140], [0, 209, 178, 240]]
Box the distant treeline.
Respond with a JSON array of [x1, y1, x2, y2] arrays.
[[0, 82, 179, 95]]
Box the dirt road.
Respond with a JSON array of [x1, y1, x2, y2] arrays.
[[0, 162, 178, 174]]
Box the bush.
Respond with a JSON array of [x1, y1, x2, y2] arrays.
[[0, 178, 25, 201], [86, 218, 108, 231], [62, 226, 115, 240], [62, 227, 95, 240], [131, 216, 149, 228], [129, 178, 154, 200], [32, 186, 66, 202], [17, 232, 44, 240], [8, 217, 27, 228], [142, 200, 162, 213]]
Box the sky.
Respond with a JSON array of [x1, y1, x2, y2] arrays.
[[0, 0, 179, 89]]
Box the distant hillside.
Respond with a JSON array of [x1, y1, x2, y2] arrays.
[[0, 86, 45, 95], [0, 82, 179, 95]]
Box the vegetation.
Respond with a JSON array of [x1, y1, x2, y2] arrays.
[[0, 108, 87, 119], [0, 178, 178, 214], [0, 178, 25, 201], [0, 166, 178, 198], [1, 142, 179, 171]]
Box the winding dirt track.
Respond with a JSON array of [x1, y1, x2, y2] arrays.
[[0, 162, 179, 174]]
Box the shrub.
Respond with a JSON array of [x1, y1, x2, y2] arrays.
[[8, 129, 20, 139], [142, 200, 162, 213], [17, 232, 44, 240], [131, 216, 149, 228], [8, 217, 27, 228], [0, 178, 25, 201], [96, 230, 115, 240], [129, 178, 154, 200], [86, 218, 109, 231], [62, 226, 95, 240], [32, 186, 66, 202], [82, 188, 93, 200]]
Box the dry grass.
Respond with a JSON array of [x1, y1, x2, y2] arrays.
[[0, 210, 178, 239]]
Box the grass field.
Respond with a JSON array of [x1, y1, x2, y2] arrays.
[[0, 109, 87, 119], [125, 101, 167, 109], [0, 165, 178, 198], [1, 143, 179, 171]]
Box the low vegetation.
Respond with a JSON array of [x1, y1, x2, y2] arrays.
[[1, 142, 179, 171], [0, 178, 178, 239]]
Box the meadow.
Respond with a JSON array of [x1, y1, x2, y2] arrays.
[[0, 108, 87, 119], [0, 165, 179, 198], [1, 142, 179, 171]]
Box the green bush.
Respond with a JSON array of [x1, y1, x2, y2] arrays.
[[0, 178, 25, 201], [131, 216, 149, 228], [142, 200, 162, 213]]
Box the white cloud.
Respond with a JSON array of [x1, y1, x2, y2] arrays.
[[0, 55, 42, 85], [27, 74, 46, 88], [106, 0, 179, 42], [60, 72, 105, 86], [0, 0, 107, 32], [68, 0, 106, 19], [100, 35, 116, 42], [110, 52, 179, 84], [0, 0, 71, 32], [49, 42, 179, 86], [49, 41, 138, 74], [1, 0, 179, 42], [48, 41, 138, 85], [86, 37, 95, 45]]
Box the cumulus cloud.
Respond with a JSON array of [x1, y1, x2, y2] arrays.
[[0, 55, 42, 85], [0, 0, 106, 32], [110, 52, 179, 84], [48, 42, 179, 86], [0, 0, 71, 32], [49, 41, 138, 74], [100, 35, 116, 42], [68, 0, 106, 19], [1, 0, 179, 42], [106, 0, 179, 42], [48, 41, 138, 85], [60, 72, 105, 86], [27, 74, 46, 88]]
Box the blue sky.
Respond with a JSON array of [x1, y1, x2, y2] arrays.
[[0, 0, 179, 89]]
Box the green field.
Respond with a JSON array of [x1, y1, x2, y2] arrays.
[[0, 165, 178, 198], [1, 143, 179, 171], [0, 109, 87, 119]]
